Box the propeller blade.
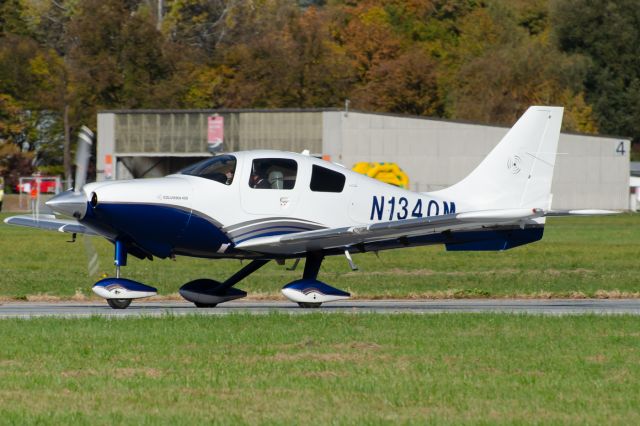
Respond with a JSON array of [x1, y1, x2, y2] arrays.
[[74, 126, 94, 192], [83, 235, 100, 278]]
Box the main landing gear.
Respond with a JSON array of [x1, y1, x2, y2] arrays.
[[281, 253, 350, 308], [180, 252, 350, 309], [179, 259, 269, 307]]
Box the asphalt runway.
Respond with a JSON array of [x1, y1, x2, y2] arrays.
[[1, 299, 640, 318]]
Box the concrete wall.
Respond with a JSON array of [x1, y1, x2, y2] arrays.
[[326, 111, 630, 210], [237, 112, 322, 153]]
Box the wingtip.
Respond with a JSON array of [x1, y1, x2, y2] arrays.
[[2, 216, 18, 225]]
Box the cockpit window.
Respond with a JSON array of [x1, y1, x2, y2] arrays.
[[180, 155, 236, 185], [249, 158, 297, 190]]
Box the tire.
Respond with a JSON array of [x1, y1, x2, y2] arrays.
[[107, 299, 132, 309], [194, 302, 218, 308], [298, 302, 322, 308]]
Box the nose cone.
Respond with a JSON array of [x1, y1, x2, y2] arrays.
[[46, 190, 88, 219]]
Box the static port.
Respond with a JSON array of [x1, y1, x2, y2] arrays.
[[90, 192, 98, 207]]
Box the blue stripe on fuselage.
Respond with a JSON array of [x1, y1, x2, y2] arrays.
[[86, 203, 231, 258]]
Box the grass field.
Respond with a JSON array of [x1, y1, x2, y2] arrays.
[[1, 213, 639, 300], [0, 314, 639, 424]]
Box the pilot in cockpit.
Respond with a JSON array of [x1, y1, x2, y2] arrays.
[[250, 168, 270, 189]]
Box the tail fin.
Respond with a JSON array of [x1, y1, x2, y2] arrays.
[[433, 106, 563, 210]]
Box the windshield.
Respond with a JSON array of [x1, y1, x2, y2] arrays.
[[180, 155, 237, 185]]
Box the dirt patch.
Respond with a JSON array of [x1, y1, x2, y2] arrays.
[[70, 290, 90, 301], [269, 352, 367, 363], [61, 367, 162, 379], [26, 294, 62, 302], [586, 354, 608, 364], [594, 290, 640, 299], [112, 367, 162, 378], [300, 370, 346, 379], [349, 342, 382, 350], [61, 369, 96, 378], [343, 268, 594, 278]]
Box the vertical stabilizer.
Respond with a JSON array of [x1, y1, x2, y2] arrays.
[[432, 106, 563, 210]]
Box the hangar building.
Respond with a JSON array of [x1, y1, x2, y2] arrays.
[[97, 108, 630, 210]]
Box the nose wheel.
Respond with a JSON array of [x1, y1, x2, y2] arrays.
[[297, 302, 322, 308], [107, 298, 132, 309]]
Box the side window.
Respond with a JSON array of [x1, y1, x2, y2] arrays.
[[249, 158, 298, 190], [310, 165, 346, 193]]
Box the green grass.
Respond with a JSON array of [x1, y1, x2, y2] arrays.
[[0, 314, 639, 424], [1, 213, 639, 299]]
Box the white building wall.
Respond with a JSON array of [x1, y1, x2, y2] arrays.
[[327, 111, 630, 210]]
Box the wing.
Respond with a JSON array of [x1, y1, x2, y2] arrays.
[[233, 208, 619, 255], [3, 215, 99, 235]]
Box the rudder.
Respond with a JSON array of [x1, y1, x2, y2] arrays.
[[431, 106, 563, 211]]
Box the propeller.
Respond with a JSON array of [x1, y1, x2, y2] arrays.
[[75, 126, 102, 277], [83, 233, 101, 278], [45, 126, 102, 278], [74, 126, 93, 192], [46, 126, 94, 219]]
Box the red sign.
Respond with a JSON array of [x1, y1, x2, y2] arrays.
[[208, 116, 224, 152], [104, 155, 113, 179]]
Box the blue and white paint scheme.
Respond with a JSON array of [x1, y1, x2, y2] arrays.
[[4, 107, 616, 309]]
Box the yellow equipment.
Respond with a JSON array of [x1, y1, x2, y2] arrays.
[[352, 162, 410, 189]]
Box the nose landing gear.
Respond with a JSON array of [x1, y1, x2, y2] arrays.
[[92, 240, 157, 309], [107, 298, 132, 309]]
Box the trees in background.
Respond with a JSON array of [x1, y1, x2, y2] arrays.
[[552, 0, 640, 142], [1, 0, 638, 185]]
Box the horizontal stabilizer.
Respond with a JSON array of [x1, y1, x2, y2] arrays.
[[543, 209, 620, 217]]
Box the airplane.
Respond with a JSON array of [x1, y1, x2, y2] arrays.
[[4, 106, 616, 309]]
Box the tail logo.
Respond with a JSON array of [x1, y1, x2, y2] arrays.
[[507, 156, 522, 174]]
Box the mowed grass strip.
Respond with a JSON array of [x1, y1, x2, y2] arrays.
[[0, 314, 639, 424], [1, 213, 639, 299]]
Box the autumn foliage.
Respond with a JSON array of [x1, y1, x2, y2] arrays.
[[1, 0, 639, 180]]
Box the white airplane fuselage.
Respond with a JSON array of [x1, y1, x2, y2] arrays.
[[80, 150, 485, 261]]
